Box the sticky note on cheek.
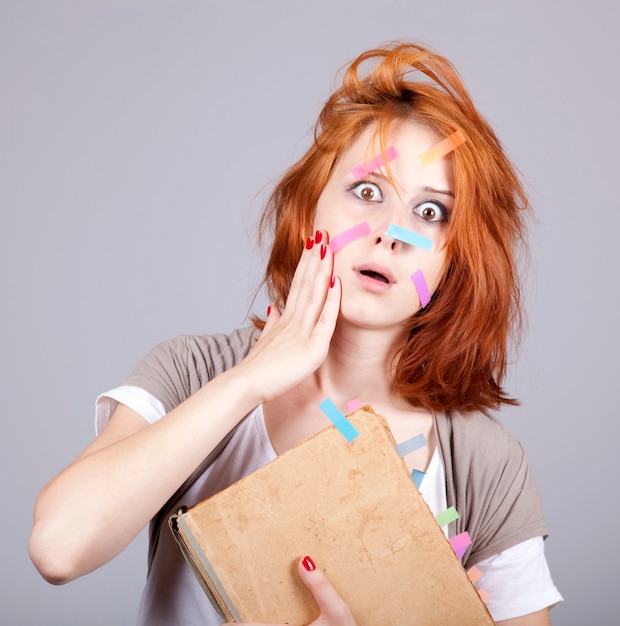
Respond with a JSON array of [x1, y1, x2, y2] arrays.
[[351, 146, 399, 178], [411, 269, 431, 308], [330, 222, 371, 254]]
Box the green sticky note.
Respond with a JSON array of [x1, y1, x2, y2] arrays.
[[435, 506, 460, 527]]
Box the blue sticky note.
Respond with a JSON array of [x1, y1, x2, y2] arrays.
[[395, 433, 427, 457], [411, 469, 426, 489], [319, 398, 359, 442], [387, 223, 433, 251]]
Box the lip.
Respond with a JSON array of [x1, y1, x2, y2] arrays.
[[353, 263, 396, 293]]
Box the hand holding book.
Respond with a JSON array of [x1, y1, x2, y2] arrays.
[[223, 556, 356, 626]]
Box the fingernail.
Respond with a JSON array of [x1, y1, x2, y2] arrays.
[[302, 555, 315, 571], [320, 244, 327, 260], [330, 275, 336, 288], [267, 305, 271, 317], [315, 230, 323, 244], [306, 237, 314, 250]]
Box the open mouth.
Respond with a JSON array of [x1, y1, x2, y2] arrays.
[[359, 269, 390, 284]]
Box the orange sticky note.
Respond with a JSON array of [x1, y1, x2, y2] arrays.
[[419, 130, 466, 166], [478, 588, 491, 603], [466, 565, 482, 585]]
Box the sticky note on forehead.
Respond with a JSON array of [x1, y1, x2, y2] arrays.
[[351, 146, 399, 179], [419, 130, 466, 167]]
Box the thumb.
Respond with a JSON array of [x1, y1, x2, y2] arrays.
[[298, 556, 355, 626], [256, 305, 281, 343]]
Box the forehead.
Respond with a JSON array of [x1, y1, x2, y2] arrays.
[[333, 121, 455, 190]]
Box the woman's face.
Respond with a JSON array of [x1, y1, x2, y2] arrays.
[[313, 121, 454, 333]]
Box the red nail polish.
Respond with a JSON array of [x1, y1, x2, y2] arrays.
[[302, 556, 315, 571], [267, 305, 271, 317], [306, 237, 314, 250], [315, 230, 323, 244], [330, 275, 336, 288], [320, 244, 327, 260]]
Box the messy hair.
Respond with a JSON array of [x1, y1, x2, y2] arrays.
[[255, 42, 529, 413]]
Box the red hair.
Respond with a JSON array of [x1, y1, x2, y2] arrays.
[[255, 42, 530, 413]]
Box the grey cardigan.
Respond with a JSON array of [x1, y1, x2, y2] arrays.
[[125, 326, 548, 573]]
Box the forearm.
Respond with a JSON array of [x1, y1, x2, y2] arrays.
[[30, 366, 259, 583]]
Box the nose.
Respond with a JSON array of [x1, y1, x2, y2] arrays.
[[373, 229, 403, 252]]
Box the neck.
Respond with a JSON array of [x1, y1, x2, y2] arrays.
[[309, 321, 410, 410]]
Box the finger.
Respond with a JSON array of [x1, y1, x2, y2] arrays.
[[255, 305, 281, 344], [309, 274, 341, 348], [298, 556, 355, 626], [294, 236, 335, 334], [284, 236, 316, 315]]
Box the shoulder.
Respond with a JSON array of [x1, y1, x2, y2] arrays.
[[436, 409, 548, 564], [438, 409, 523, 464], [124, 326, 260, 412]]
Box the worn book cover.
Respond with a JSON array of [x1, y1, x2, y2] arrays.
[[169, 405, 493, 625]]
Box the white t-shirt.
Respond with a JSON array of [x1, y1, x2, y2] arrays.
[[97, 386, 563, 623]]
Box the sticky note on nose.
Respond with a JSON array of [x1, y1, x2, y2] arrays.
[[387, 224, 433, 251]]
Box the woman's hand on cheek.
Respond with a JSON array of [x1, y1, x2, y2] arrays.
[[236, 230, 341, 403], [223, 556, 356, 626]]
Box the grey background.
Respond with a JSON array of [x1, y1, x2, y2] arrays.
[[1, 1, 617, 624]]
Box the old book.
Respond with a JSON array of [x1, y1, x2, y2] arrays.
[[169, 405, 494, 625]]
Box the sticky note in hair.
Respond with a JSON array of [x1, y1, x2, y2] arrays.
[[435, 506, 459, 528], [351, 146, 398, 179], [395, 433, 427, 457], [410, 269, 431, 308], [411, 469, 426, 489], [330, 222, 371, 254], [449, 531, 472, 559], [466, 566, 482, 585], [319, 398, 359, 442], [419, 130, 466, 166], [387, 223, 433, 251], [346, 398, 362, 413]]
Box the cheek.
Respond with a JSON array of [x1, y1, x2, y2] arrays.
[[413, 250, 447, 298]]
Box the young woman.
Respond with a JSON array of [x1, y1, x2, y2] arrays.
[[29, 42, 562, 625]]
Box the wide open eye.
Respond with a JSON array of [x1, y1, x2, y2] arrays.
[[413, 200, 447, 223], [351, 181, 383, 202]]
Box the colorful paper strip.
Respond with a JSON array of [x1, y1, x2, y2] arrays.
[[434, 506, 460, 527], [478, 588, 491, 603], [410, 469, 426, 489], [351, 146, 399, 179], [319, 398, 359, 442], [466, 565, 482, 585], [330, 222, 371, 254], [419, 130, 466, 167], [395, 433, 427, 457], [449, 531, 472, 559], [346, 398, 362, 413], [410, 269, 431, 308], [386, 223, 433, 251]]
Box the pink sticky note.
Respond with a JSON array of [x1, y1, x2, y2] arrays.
[[410, 269, 431, 308], [466, 565, 482, 585], [346, 398, 362, 412], [419, 130, 466, 166], [478, 588, 491, 603], [351, 146, 399, 178], [330, 222, 371, 254], [449, 531, 472, 559]]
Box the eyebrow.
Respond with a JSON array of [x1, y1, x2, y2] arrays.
[[361, 171, 455, 198]]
